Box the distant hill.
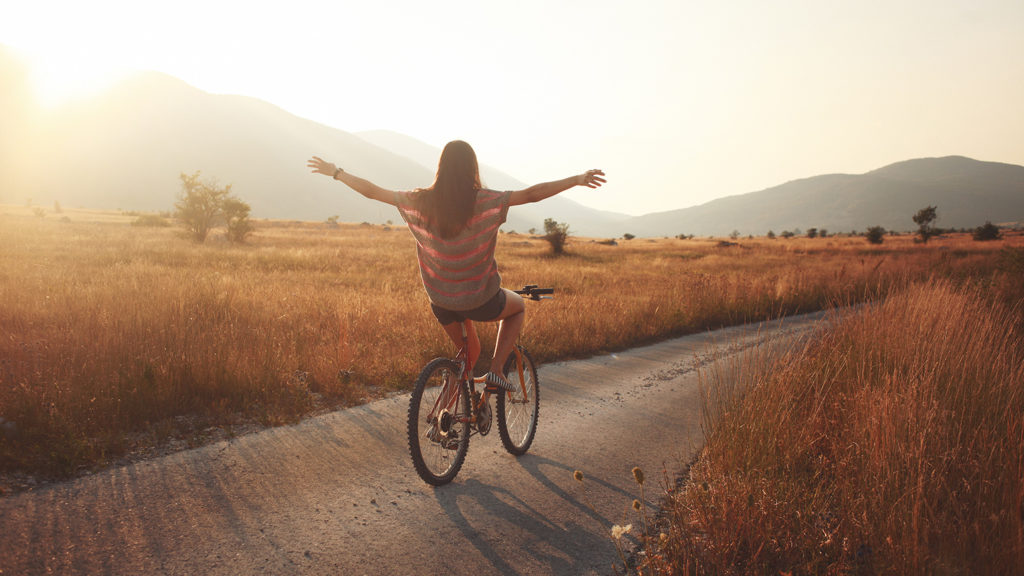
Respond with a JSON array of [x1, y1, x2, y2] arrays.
[[619, 156, 1024, 237], [2, 67, 433, 224], [3, 46, 1021, 238], [0, 47, 624, 235]]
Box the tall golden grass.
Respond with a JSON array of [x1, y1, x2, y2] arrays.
[[658, 278, 1024, 574], [1, 209, 1020, 478]]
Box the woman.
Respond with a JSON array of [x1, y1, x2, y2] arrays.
[[308, 141, 605, 391]]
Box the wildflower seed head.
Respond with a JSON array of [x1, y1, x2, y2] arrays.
[[611, 524, 632, 540], [632, 466, 645, 485], [632, 499, 642, 511], [573, 470, 584, 483]]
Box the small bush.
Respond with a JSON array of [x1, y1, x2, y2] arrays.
[[865, 225, 886, 244], [973, 221, 1002, 241], [543, 218, 570, 254], [913, 205, 938, 243], [132, 214, 170, 227], [223, 197, 254, 243]]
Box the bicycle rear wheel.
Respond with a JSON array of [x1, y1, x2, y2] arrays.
[[496, 345, 540, 455], [408, 358, 470, 485]]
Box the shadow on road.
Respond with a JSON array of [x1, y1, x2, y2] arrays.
[[432, 453, 644, 575]]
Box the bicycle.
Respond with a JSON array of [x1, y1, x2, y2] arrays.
[[407, 285, 552, 486]]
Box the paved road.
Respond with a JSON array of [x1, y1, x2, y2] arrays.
[[0, 312, 828, 575]]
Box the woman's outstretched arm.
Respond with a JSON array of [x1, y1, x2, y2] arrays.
[[307, 156, 398, 206], [508, 169, 606, 206]]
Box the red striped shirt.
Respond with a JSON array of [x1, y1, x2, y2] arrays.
[[395, 189, 512, 311]]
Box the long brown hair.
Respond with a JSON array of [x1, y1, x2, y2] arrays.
[[415, 140, 481, 239]]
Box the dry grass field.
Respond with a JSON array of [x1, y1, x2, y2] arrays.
[[1, 206, 1021, 485], [634, 278, 1024, 573]]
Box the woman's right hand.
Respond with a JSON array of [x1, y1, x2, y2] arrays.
[[578, 169, 606, 189]]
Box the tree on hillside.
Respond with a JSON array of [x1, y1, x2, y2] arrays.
[[913, 205, 938, 243], [806, 228, 818, 239], [865, 225, 886, 245], [543, 218, 570, 254]]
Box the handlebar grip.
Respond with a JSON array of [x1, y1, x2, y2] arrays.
[[514, 285, 555, 300]]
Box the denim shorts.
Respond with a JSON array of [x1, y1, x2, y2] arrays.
[[431, 289, 507, 325]]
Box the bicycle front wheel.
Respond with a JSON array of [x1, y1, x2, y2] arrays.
[[408, 358, 470, 485], [496, 345, 540, 455]]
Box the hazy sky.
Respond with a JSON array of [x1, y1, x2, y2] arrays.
[[3, 0, 1023, 215]]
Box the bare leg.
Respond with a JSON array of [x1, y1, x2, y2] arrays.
[[442, 319, 480, 367], [489, 289, 525, 373]]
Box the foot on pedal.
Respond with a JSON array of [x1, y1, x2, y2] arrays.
[[484, 371, 515, 393]]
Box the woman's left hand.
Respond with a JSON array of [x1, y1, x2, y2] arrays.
[[307, 156, 338, 177], [578, 169, 606, 189]]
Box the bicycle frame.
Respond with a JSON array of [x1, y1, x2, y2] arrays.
[[408, 284, 548, 485], [426, 321, 526, 430]]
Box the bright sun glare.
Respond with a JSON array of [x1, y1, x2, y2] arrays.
[[25, 51, 128, 108]]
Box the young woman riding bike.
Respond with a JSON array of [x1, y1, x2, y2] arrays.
[[308, 140, 605, 389]]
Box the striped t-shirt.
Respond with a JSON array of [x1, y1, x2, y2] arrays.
[[394, 188, 512, 311]]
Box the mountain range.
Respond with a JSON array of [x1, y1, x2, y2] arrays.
[[2, 45, 1022, 237], [628, 156, 1024, 236]]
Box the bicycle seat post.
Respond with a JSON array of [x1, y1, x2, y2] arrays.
[[459, 320, 473, 381]]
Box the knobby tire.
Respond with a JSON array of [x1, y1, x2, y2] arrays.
[[408, 358, 470, 485], [496, 345, 540, 455]]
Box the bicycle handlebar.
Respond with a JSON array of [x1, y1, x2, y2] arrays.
[[514, 285, 555, 301]]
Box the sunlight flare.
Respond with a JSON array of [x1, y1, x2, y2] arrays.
[[24, 50, 129, 108]]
